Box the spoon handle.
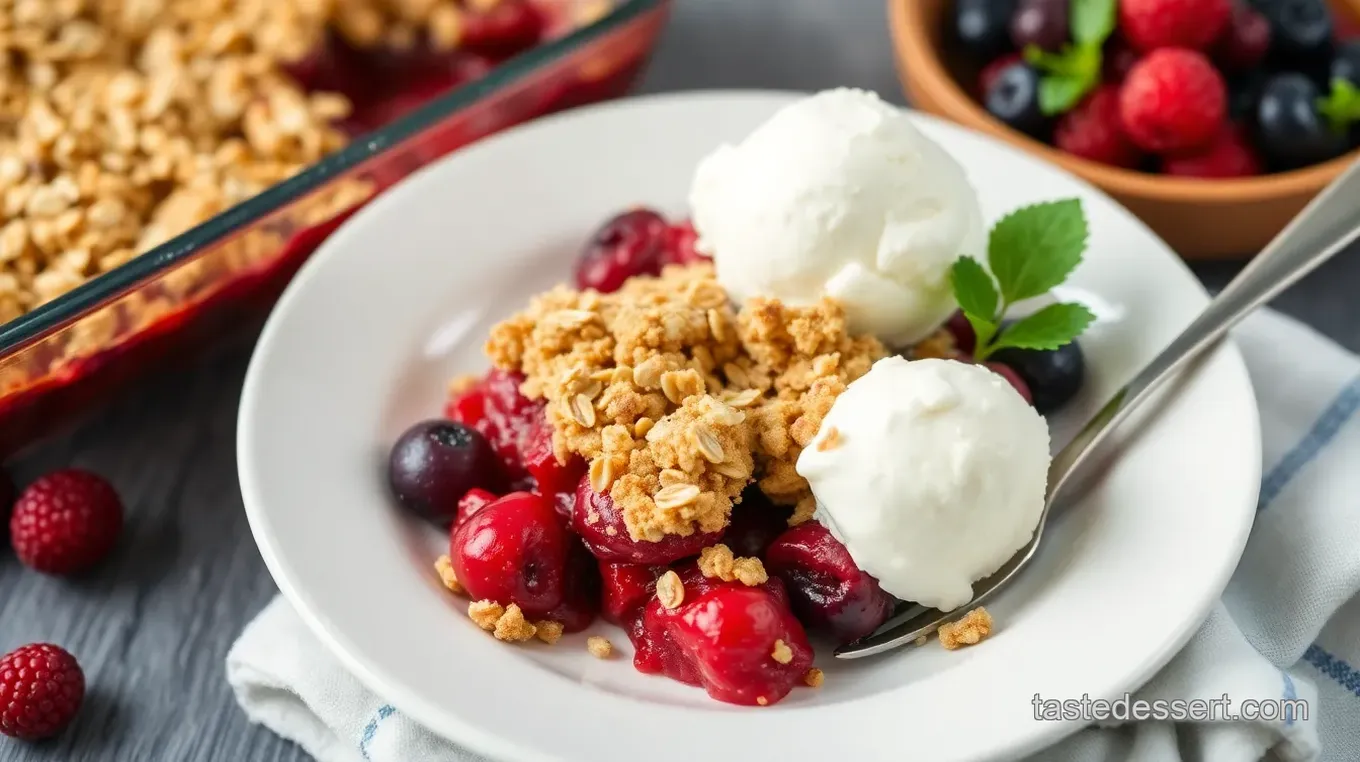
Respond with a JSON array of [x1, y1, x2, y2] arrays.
[[1047, 157, 1360, 506]]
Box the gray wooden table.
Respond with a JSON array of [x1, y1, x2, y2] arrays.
[[2, 1, 1358, 760]]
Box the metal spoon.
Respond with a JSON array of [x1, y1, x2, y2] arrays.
[[835, 157, 1360, 660]]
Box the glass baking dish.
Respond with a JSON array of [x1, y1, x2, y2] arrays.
[[0, 0, 670, 457]]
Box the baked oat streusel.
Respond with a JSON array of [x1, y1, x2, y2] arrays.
[[937, 607, 994, 650], [485, 262, 887, 541]]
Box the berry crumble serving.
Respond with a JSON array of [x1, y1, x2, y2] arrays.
[[387, 89, 1096, 706]]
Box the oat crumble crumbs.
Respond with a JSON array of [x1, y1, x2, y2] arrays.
[[756, 696, 769, 706], [534, 621, 565, 645], [485, 263, 886, 542], [586, 636, 614, 659], [655, 569, 685, 610], [770, 639, 792, 665], [492, 603, 537, 643], [803, 668, 824, 688], [468, 600, 504, 631], [914, 634, 929, 647], [697, 543, 768, 586], [434, 554, 463, 594], [937, 607, 993, 650]]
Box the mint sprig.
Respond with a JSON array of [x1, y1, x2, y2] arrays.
[[949, 199, 1095, 361], [1024, 0, 1117, 116], [1318, 78, 1360, 135]]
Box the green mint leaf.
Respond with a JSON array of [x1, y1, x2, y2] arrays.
[[1317, 78, 1360, 135], [991, 302, 1096, 353], [949, 256, 999, 322], [1070, 0, 1117, 47], [987, 198, 1089, 304], [1038, 75, 1091, 115]]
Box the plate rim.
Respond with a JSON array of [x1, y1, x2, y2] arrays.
[[237, 88, 1262, 762]]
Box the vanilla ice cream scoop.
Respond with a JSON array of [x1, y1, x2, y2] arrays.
[[796, 357, 1050, 611], [689, 88, 985, 346]]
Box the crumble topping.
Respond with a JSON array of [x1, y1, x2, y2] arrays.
[[434, 554, 464, 595], [484, 263, 886, 540], [467, 600, 539, 643], [914, 634, 929, 647], [586, 636, 614, 659], [803, 668, 824, 688], [492, 603, 537, 643], [937, 607, 993, 650], [656, 570, 685, 610], [756, 696, 769, 706], [697, 544, 768, 586], [468, 600, 505, 631], [770, 639, 792, 665], [534, 621, 565, 645]]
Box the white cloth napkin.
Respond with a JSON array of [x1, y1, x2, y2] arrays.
[[226, 309, 1360, 762]]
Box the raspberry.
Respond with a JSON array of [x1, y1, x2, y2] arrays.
[[9, 469, 123, 575], [1120, 0, 1232, 51], [979, 53, 1023, 96], [0, 644, 84, 740], [1119, 48, 1227, 154], [1054, 85, 1143, 167], [1213, 2, 1272, 70], [1161, 125, 1262, 177]]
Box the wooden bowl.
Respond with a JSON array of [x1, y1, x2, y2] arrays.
[[890, 0, 1360, 259]]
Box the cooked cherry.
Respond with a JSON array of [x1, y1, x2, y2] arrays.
[[446, 368, 546, 485], [540, 539, 601, 632], [455, 488, 498, 528], [666, 582, 815, 706], [944, 310, 977, 355], [983, 361, 1035, 405], [522, 419, 586, 519], [449, 492, 569, 617], [661, 220, 709, 267], [571, 475, 723, 564], [720, 489, 793, 559], [765, 521, 895, 645], [599, 561, 664, 625], [574, 209, 670, 293], [388, 420, 505, 524], [461, 0, 546, 60], [991, 340, 1085, 413]]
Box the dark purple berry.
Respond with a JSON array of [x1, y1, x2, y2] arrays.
[[985, 62, 1049, 137], [1256, 72, 1348, 169], [1252, 0, 1333, 74], [389, 420, 505, 524], [1010, 0, 1070, 52], [990, 340, 1086, 414], [1331, 39, 1360, 87], [955, 0, 1018, 60]]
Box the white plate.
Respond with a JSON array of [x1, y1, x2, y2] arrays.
[[238, 91, 1261, 762]]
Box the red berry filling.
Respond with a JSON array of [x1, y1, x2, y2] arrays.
[[765, 522, 896, 646], [571, 476, 723, 564], [599, 561, 665, 626], [450, 491, 572, 617], [631, 568, 814, 705], [446, 368, 545, 486]]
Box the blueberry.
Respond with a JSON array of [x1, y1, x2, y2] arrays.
[[388, 420, 505, 524], [1256, 72, 1349, 169], [985, 62, 1049, 137], [1253, 0, 1333, 74], [990, 341, 1085, 414], [1010, 0, 1069, 51], [1331, 40, 1360, 86], [955, 0, 1018, 60]]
